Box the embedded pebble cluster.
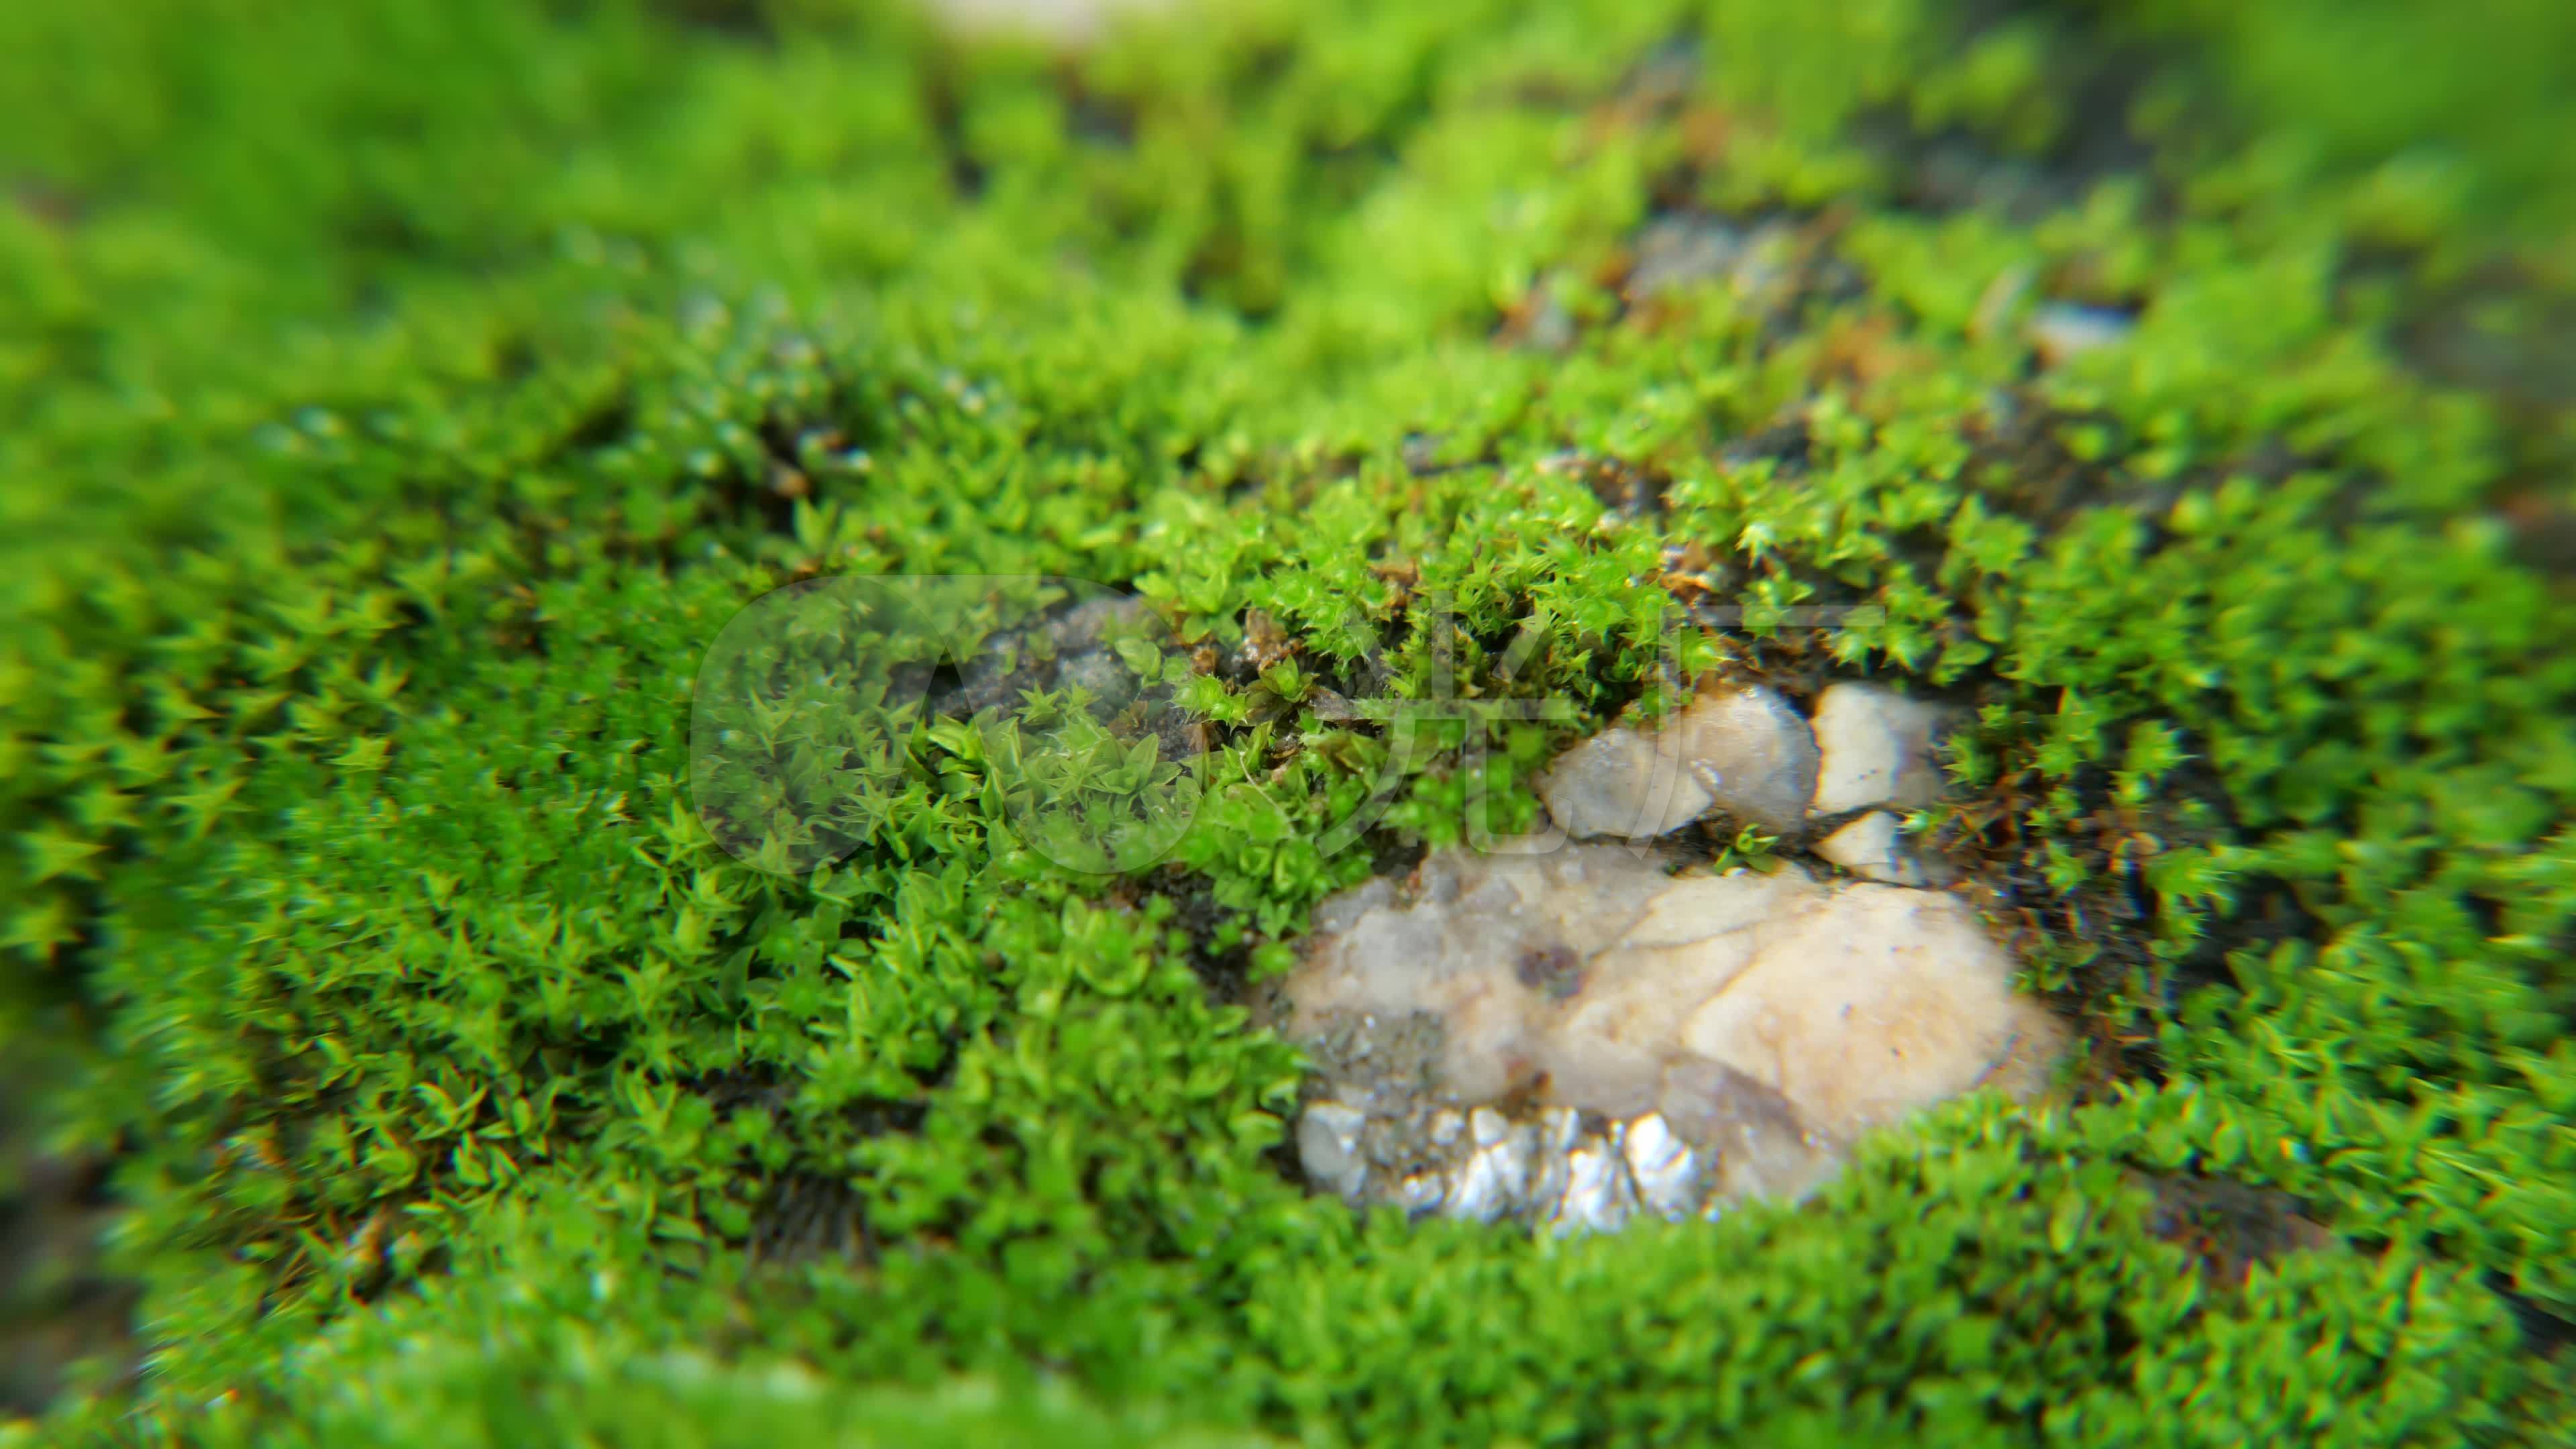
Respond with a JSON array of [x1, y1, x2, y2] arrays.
[[1539, 679, 1960, 879], [1275, 678, 2068, 1232], [1296, 1097, 1799, 1235]]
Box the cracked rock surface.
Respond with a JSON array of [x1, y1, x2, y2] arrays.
[[1277, 844, 2064, 1231], [1279, 678, 2061, 1232]]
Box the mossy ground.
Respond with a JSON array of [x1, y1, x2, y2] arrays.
[[3, 1, 2573, 1444]]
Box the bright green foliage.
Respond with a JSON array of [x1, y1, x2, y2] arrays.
[[2, 0, 2572, 1444]]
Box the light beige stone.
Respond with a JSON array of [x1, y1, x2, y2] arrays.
[[1678, 880, 2063, 1133], [1815, 810, 1932, 886], [1809, 683, 1955, 816]]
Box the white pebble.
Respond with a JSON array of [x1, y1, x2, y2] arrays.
[[1809, 683, 1954, 816]]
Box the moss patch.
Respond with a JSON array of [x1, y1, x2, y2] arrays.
[[3, 0, 2572, 1443]]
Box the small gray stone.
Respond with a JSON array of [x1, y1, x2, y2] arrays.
[[2029, 303, 2134, 366], [1627, 217, 1748, 301], [1536, 683, 1817, 841], [1295, 1102, 1371, 1201], [1675, 684, 1819, 833], [1536, 726, 1711, 841]]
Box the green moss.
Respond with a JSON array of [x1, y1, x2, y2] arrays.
[[3, 0, 2572, 1443]]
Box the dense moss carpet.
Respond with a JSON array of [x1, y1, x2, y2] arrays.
[[2, 1, 2571, 1443]]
